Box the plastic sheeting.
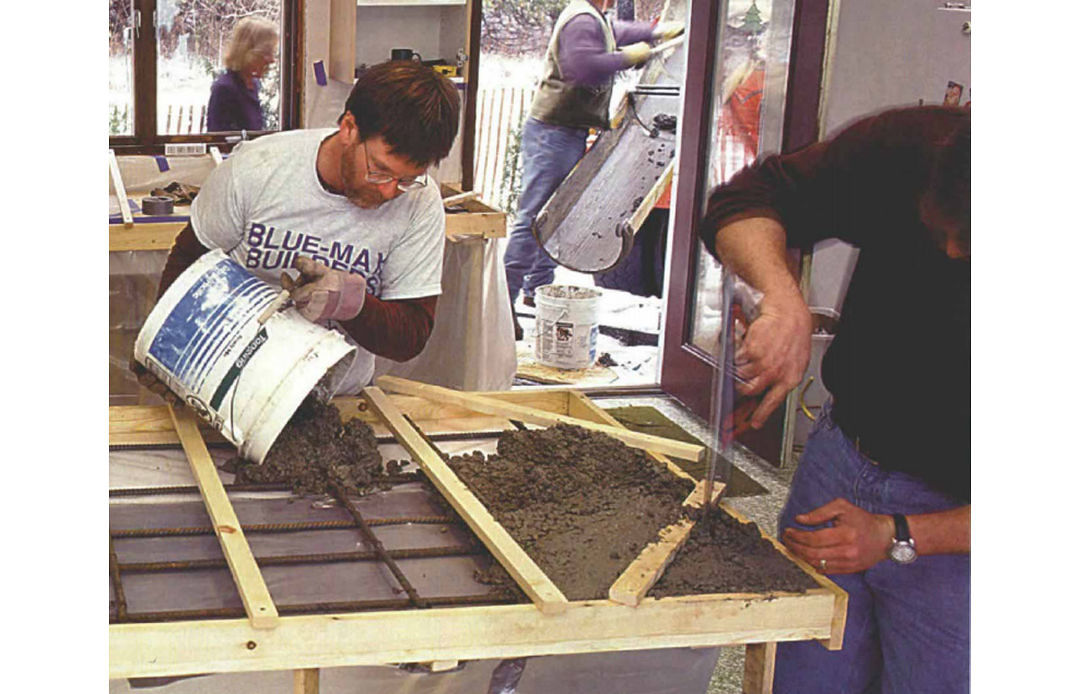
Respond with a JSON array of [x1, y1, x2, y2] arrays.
[[374, 237, 516, 391], [109, 250, 170, 406], [113, 647, 721, 694], [110, 155, 217, 217]]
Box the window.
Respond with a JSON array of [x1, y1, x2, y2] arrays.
[[109, 0, 300, 152]]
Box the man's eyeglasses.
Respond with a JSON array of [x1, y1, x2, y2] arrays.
[[362, 140, 428, 192]]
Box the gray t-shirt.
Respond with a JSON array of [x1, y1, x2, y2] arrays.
[[190, 128, 446, 393]]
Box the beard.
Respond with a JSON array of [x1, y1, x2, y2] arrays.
[[340, 141, 386, 209]]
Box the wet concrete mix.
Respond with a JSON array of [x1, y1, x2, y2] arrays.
[[651, 506, 819, 597], [447, 423, 694, 601], [228, 397, 389, 495]]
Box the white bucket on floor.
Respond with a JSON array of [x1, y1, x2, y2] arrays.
[[533, 284, 601, 369], [134, 249, 357, 463]]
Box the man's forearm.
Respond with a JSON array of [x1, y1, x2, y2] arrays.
[[909, 505, 970, 555], [713, 216, 802, 304], [338, 295, 437, 362]]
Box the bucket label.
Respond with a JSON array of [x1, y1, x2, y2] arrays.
[[148, 257, 277, 393], [210, 326, 269, 409]]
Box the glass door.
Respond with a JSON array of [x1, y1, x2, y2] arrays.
[[661, 0, 829, 464]]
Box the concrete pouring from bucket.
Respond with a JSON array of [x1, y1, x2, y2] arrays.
[[134, 249, 357, 464], [533, 284, 602, 370]]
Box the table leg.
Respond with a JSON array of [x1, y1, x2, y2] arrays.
[[742, 642, 777, 694], [294, 667, 319, 694]]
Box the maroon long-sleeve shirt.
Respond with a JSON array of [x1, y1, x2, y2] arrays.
[[702, 106, 971, 502]]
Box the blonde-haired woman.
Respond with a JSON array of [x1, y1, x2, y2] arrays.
[[207, 16, 278, 131]]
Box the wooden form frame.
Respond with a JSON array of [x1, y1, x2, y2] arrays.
[[376, 376, 704, 462], [110, 389, 846, 691]]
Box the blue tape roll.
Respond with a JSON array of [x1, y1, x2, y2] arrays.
[[155, 155, 169, 172]]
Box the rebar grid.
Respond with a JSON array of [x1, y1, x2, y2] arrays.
[[329, 481, 429, 609], [109, 424, 519, 624], [110, 592, 518, 625], [118, 544, 481, 573], [111, 516, 456, 539]]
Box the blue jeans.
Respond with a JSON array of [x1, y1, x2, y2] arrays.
[[774, 403, 970, 694], [504, 117, 588, 303]]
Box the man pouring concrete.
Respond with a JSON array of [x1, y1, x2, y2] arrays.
[[504, 0, 683, 340], [144, 60, 460, 397]]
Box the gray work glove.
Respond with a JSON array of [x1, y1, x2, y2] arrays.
[[290, 256, 368, 323], [652, 21, 685, 41], [620, 41, 651, 66]]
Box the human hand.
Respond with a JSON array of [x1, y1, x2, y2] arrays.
[[620, 42, 652, 66], [732, 291, 811, 428], [782, 498, 895, 574], [130, 359, 183, 408], [652, 21, 685, 41], [290, 256, 367, 323]]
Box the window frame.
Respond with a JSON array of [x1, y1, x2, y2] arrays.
[[109, 0, 302, 154]]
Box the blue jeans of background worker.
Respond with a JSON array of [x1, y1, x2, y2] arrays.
[[504, 117, 588, 305], [774, 402, 969, 694]]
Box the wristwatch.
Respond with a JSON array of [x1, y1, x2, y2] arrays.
[[888, 513, 917, 564]]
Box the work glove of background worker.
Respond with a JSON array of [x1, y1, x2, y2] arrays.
[[620, 41, 652, 67], [288, 256, 368, 323], [652, 21, 685, 41]]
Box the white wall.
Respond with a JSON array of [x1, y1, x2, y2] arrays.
[[808, 0, 972, 312], [354, 6, 467, 70]]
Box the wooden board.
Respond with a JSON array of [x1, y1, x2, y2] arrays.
[[361, 386, 570, 615], [167, 405, 279, 630], [110, 591, 840, 679], [376, 376, 704, 462]]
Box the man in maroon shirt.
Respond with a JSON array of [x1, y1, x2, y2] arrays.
[[702, 106, 970, 693]]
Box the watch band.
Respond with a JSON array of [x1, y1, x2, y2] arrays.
[[892, 513, 911, 542]]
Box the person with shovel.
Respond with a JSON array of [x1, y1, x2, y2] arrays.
[[700, 106, 971, 694], [504, 0, 683, 340]]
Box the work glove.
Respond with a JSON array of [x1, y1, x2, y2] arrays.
[[289, 256, 368, 323], [652, 21, 685, 42], [620, 41, 652, 67], [129, 359, 183, 408]]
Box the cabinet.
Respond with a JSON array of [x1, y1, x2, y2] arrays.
[[328, 0, 476, 185]]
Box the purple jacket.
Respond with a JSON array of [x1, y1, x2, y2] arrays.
[[206, 70, 264, 132], [558, 15, 655, 86]]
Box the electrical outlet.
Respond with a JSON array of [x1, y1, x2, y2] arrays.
[[164, 143, 208, 156]]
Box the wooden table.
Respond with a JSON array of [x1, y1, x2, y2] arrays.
[[109, 389, 847, 693]]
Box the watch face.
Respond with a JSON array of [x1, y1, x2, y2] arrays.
[[890, 541, 917, 564]]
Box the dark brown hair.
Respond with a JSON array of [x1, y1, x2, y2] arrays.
[[923, 114, 970, 253], [343, 61, 461, 167]]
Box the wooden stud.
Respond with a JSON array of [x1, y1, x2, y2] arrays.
[[109, 149, 133, 227], [110, 591, 839, 679], [168, 405, 279, 629], [743, 642, 777, 694], [375, 377, 705, 462], [293, 668, 319, 694], [361, 387, 570, 615], [109, 221, 187, 252], [608, 479, 725, 607]]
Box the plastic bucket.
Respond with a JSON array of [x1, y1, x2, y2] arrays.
[[533, 284, 601, 369], [134, 249, 357, 464]]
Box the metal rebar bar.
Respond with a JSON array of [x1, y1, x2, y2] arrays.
[[330, 482, 428, 609], [117, 545, 481, 573], [110, 516, 456, 539], [110, 592, 519, 624], [108, 476, 421, 498]]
